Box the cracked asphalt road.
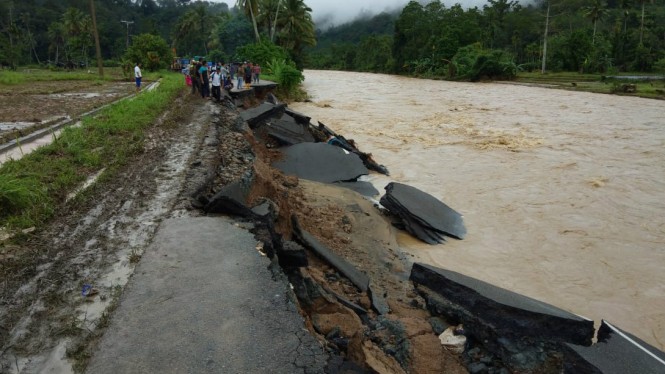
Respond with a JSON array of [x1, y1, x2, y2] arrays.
[[85, 217, 328, 373]]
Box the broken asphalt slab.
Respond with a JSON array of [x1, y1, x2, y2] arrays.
[[380, 182, 466, 243], [240, 102, 286, 128], [565, 320, 665, 374], [273, 142, 369, 184], [266, 114, 315, 145], [85, 217, 328, 373], [410, 263, 594, 346]]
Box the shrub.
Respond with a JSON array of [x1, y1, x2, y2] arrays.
[[236, 40, 289, 67], [452, 44, 516, 81], [266, 58, 304, 92], [123, 34, 173, 71]]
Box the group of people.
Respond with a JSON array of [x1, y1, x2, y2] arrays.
[[186, 58, 261, 102]]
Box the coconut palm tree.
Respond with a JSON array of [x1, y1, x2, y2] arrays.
[[47, 21, 66, 64], [237, 0, 261, 42], [277, 0, 315, 55], [582, 0, 608, 45], [257, 0, 284, 42], [174, 4, 218, 55]]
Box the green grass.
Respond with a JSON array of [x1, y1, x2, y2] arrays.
[[0, 71, 184, 229], [515, 71, 665, 99]]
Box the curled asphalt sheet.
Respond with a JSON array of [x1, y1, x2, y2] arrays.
[[566, 320, 665, 374], [380, 182, 466, 244], [273, 142, 368, 184], [410, 263, 595, 346]]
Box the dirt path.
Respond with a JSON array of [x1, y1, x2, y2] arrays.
[[0, 93, 223, 373]]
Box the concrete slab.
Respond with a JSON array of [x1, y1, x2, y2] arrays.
[[240, 102, 286, 128], [86, 217, 328, 374], [267, 114, 315, 145]]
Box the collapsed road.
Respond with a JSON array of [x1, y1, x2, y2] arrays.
[[2, 82, 664, 373]]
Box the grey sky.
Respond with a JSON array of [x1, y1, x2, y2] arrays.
[[210, 0, 488, 29]]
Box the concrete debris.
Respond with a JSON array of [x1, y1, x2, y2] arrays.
[[380, 182, 466, 244], [273, 142, 368, 184], [439, 326, 467, 354], [276, 240, 308, 269], [284, 107, 311, 125], [204, 180, 254, 217]]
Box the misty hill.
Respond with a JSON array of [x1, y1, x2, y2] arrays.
[[314, 11, 399, 51]]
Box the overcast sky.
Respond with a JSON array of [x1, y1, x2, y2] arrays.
[[211, 0, 499, 29]]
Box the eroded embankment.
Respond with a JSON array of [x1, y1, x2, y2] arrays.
[[199, 91, 665, 374]]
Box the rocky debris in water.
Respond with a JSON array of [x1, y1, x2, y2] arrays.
[[411, 262, 596, 373], [292, 215, 369, 292], [266, 113, 314, 145], [273, 142, 368, 184], [240, 102, 286, 128], [380, 182, 466, 244], [564, 320, 665, 374]]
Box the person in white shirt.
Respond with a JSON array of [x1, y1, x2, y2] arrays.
[[134, 62, 142, 93], [210, 66, 221, 102]]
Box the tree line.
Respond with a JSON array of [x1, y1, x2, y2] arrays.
[[308, 0, 665, 78], [0, 0, 316, 71]]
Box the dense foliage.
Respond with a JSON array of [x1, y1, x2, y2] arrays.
[[0, 0, 314, 72], [308, 0, 665, 77]]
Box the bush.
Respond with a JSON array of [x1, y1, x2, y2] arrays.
[[123, 34, 173, 72], [452, 44, 516, 81], [654, 58, 665, 74], [236, 40, 289, 67], [266, 58, 304, 92]]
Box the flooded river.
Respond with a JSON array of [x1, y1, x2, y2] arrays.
[[290, 70, 665, 350]]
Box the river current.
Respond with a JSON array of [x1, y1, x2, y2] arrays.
[[290, 70, 665, 350]]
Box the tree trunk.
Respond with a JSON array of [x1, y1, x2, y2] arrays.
[[249, 2, 260, 42], [541, 2, 550, 74], [271, 0, 282, 43], [90, 0, 104, 76], [640, 1, 645, 44]]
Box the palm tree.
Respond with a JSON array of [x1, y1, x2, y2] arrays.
[[174, 4, 218, 55], [278, 0, 315, 50], [582, 0, 608, 45], [47, 22, 66, 64], [257, 0, 284, 42], [638, 0, 653, 44], [619, 0, 632, 33], [237, 0, 261, 42]]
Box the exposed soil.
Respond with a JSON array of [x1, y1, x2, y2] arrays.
[[1, 82, 469, 373]]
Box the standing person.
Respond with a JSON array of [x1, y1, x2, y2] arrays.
[[210, 66, 221, 102], [199, 60, 210, 98], [189, 59, 199, 95], [244, 62, 252, 86], [220, 63, 229, 82], [237, 63, 244, 89], [253, 63, 261, 84], [134, 62, 142, 93]]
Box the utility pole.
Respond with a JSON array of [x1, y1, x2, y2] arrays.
[[90, 0, 104, 77], [120, 20, 134, 49]]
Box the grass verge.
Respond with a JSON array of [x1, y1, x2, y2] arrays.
[[515, 71, 665, 99], [0, 71, 185, 229]]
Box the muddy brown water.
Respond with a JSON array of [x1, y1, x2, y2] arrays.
[[291, 70, 665, 350]]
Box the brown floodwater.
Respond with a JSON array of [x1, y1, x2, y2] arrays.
[[291, 70, 665, 350]]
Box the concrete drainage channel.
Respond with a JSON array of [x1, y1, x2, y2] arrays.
[[193, 92, 665, 373]]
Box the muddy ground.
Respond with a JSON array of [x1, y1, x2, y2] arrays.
[[0, 82, 472, 373], [0, 79, 135, 144]]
